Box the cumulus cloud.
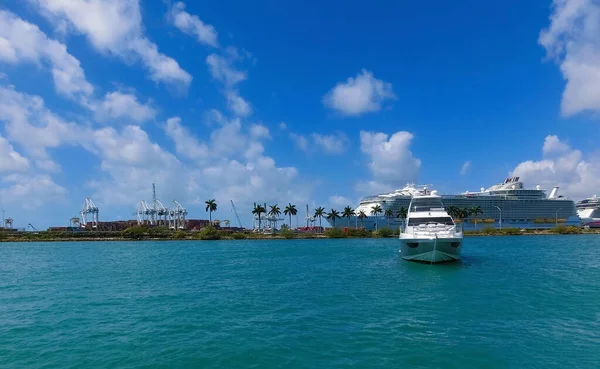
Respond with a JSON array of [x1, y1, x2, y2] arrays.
[[0, 173, 67, 209], [168, 2, 218, 47], [249, 124, 270, 140], [323, 69, 395, 116], [289, 133, 309, 152], [0, 135, 29, 172], [329, 195, 352, 207], [206, 53, 252, 117], [460, 160, 471, 175], [356, 130, 421, 193], [539, 0, 600, 116], [92, 91, 156, 123], [290, 131, 348, 155], [0, 10, 93, 99], [164, 117, 210, 160], [511, 135, 600, 199], [0, 84, 87, 170], [29, 0, 191, 87]]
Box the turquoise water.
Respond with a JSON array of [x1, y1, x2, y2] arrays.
[[1, 236, 599, 368]]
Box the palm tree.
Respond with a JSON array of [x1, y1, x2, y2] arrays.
[[456, 208, 469, 222], [205, 199, 217, 224], [269, 204, 281, 229], [284, 203, 297, 229], [357, 210, 367, 228], [314, 207, 325, 230], [342, 206, 355, 228], [252, 203, 266, 230], [384, 209, 394, 229], [326, 209, 341, 227], [70, 217, 79, 228], [469, 206, 483, 229], [371, 204, 383, 231], [5, 218, 13, 229], [397, 207, 408, 229], [446, 206, 458, 220]]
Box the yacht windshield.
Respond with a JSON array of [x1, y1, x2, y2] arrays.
[[408, 217, 454, 226], [410, 198, 445, 212]]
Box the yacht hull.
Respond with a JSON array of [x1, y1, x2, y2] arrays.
[[400, 237, 462, 263]]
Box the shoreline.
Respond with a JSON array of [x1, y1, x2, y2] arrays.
[[2, 228, 600, 243]]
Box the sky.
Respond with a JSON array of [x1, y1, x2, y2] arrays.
[[0, 0, 599, 229]]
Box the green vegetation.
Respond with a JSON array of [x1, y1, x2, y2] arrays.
[[231, 232, 247, 240], [195, 226, 221, 240], [284, 203, 297, 228], [384, 209, 394, 229], [371, 204, 383, 230], [551, 225, 582, 234], [252, 203, 266, 230], [373, 228, 394, 238], [122, 225, 147, 240], [342, 206, 355, 228], [269, 204, 282, 229], [326, 209, 341, 227], [324, 228, 346, 238], [172, 230, 187, 240], [357, 211, 367, 228], [344, 228, 371, 238], [314, 207, 325, 229], [205, 199, 217, 223], [279, 228, 295, 239]]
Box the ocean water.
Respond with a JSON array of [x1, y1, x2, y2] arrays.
[[1, 236, 599, 368]]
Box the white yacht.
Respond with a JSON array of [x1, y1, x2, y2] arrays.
[[399, 189, 463, 263]]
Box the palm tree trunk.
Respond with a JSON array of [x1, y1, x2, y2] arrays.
[[209, 211, 212, 224], [347, 217, 350, 228], [375, 216, 378, 231]]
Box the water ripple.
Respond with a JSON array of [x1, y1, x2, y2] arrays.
[[1, 237, 599, 368]]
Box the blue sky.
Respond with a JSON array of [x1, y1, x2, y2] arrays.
[[0, 0, 599, 228]]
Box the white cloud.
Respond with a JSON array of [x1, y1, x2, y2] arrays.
[[289, 133, 309, 152], [0, 135, 29, 172], [206, 53, 246, 86], [460, 160, 471, 175], [164, 117, 209, 160], [30, 0, 191, 87], [357, 130, 421, 193], [249, 124, 270, 140], [279, 122, 287, 130], [226, 90, 252, 117], [542, 134, 570, 155], [0, 173, 67, 209], [329, 195, 352, 207], [539, 0, 600, 116], [0, 84, 87, 169], [323, 69, 395, 116], [312, 132, 348, 154], [206, 53, 252, 117], [168, 2, 218, 47], [0, 11, 159, 122], [289, 131, 348, 155], [92, 91, 156, 123], [511, 135, 600, 199], [0, 10, 93, 99]]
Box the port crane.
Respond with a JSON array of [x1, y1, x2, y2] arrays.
[[230, 200, 243, 229]]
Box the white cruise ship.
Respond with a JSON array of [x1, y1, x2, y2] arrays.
[[576, 195, 600, 225], [327, 177, 581, 231]]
